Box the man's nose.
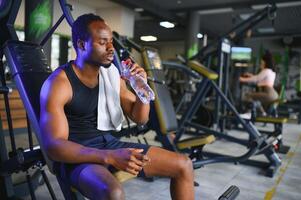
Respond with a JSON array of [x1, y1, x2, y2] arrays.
[[106, 42, 114, 51]]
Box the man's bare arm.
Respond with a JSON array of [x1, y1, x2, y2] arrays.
[[120, 79, 150, 124], [39, 70, 148, 175], [40, 70, 109, 164]]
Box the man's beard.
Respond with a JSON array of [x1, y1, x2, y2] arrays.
[[100, 62, 111, 68], [87, 60, 112, 68]]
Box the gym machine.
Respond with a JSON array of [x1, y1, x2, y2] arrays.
[[0, 0, 57, 199]]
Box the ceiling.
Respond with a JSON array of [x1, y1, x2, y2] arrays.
[[78, 0, 301, 43], [106, 0, 301, 43]]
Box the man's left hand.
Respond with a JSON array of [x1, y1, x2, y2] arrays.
[[124, 59, 147, 82]]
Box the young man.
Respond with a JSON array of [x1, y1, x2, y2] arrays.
[[40, 13, 194, 200]]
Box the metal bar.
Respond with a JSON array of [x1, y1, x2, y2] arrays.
[[0, 50, 16, 153], [178, 79, 209, 129], [191, 5, 276, 60], [41, 169, 57, 200], [193, 143, 258, 168], [26, 173, 37, 200], [26, 114, 34, 151], [40, 14, 65, 47], [211, 80, 262, 141], [187, 122, 249, 146], [0, 108, 15, 198], [215, 40, 224, 128], [58, 0, 74, 26], [125, 38, 142, 52], [176, 79, 210, 142], [222, 5, 275, 38]]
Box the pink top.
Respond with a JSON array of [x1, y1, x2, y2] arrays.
[[243, 68, 276, 87]]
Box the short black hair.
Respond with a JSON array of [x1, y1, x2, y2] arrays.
[[262, 50, 275, 71], [72, 13, 104, 50]]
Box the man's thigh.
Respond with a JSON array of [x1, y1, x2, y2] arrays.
[[70, 164, 122, 198]]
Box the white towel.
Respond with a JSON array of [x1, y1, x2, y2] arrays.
[[97, 64, 123, 131]]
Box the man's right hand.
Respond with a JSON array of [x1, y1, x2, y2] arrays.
[[106, 148, 150, 175]]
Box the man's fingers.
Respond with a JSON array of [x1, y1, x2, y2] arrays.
[[129, 148, 144, 153], [125, 167, 139, 176], [130, 155, 144, 166], [131, 67, 142, 74], [142, 155, 150, 162], [128, 161, 143, 172], [132, 152, 150, 165]]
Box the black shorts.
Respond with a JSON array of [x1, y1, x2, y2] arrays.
[[54, 133, 150, 189]]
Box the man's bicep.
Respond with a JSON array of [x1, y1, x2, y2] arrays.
[[40, 78, 70, 143]]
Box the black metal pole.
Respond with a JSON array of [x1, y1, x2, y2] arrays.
[[40, 169, 57, 200], [26, 114, 34, 151], [26, 173, 37, 200], [190, 4, 277, 61], [0, 50, 17, 154], [40, 14, 65, 47]]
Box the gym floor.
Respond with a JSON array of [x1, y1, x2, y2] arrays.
[[9, 122, 300, 200]]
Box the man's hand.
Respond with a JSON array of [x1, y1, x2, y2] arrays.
[[106, 148, 150, 175], [123, 59, 147, 82]]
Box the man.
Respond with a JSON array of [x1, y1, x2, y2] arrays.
[[40, 13, 194, 200]]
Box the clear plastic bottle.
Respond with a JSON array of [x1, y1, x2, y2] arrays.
[[121, 60, 155, 104]]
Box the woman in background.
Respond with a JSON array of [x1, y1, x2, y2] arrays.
[[240, 50, 278, 116]]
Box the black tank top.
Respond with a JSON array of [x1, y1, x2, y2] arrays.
[[62, 62, 102, 144]]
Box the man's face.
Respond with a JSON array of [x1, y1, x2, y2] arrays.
[[82, 21, 114, 68]]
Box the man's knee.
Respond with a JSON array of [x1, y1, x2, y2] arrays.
[[77, 165, 125, 200], [106, 184, 125, 200], [94, 183, 125, 200], [176, 155, 193, 177]]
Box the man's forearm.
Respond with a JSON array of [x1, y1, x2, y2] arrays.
[[46, 138, 110, 164], [131, 100, 150, 124]]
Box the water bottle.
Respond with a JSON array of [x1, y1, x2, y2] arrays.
[[121, 60, 155, 104]]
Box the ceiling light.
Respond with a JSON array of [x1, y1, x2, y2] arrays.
[[239, 13, 253, 20], [252, 1, 301, 10], [257, 27, 275, 33], [251, 4, 267, 10], [197, 33, 203, 39], [134, 8, 144, 12], [198, 8, 233, 15], [159, 21, 175, 28], [277, 1, 301, 8], [140, 35, 157, 42]]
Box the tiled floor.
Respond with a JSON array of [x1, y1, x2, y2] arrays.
[[6, 122, 301, 200]]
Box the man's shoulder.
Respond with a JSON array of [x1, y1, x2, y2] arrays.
[[42, 64, 71, 95], [48, 67, 68, 85]]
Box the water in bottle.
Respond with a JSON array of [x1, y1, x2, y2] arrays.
[[121, 60, 155, 104]]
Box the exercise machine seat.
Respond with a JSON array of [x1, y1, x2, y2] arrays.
[[255, 116, 288, 124], [177, 135, 215, 150]]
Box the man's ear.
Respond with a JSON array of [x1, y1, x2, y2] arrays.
[[77, 39, 85, 51]]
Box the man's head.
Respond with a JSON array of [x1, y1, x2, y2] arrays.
[[72, 13, 114, 68]]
